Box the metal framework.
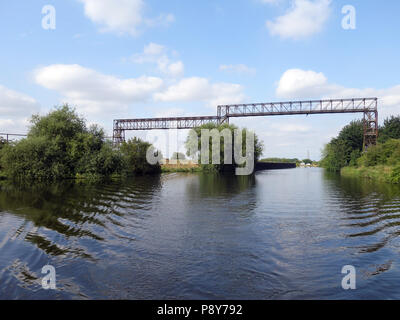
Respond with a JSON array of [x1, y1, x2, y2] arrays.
[[113, 98, 378, 150], [113, 116, 220, 144], [0, 133, 27, 142]]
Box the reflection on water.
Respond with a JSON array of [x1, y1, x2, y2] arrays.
[[1, 169, 400, 299]]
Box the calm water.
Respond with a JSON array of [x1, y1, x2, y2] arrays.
[[1, 168, 400, 299]]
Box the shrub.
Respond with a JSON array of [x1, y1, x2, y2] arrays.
[[389, 165, 400, 184], [0, 105, 160, 181], [120, 138, 161, 175], [320, 120, 364, 171]]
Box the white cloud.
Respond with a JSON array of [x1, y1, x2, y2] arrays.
[[276, 68, 400, 119], [276, 69, 331, 98], [142, 42, 165, 57], [79, 0, 174, 36], [154, 77, 245, 107], [266, 0, 331, 40], [219, 64, 256, 75], [145, 13, 175, 28], [157, 58, 184, 78], [34, 64, 163, 115], [0, 85, 39, 133], [132, 43, 184, 77]]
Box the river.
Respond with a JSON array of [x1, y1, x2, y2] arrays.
[[1, 168, 400, 299]]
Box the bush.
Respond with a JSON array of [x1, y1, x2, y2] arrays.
[[379, 116, 400, 143], [357, 139, 400, 168], [120, 138, 161, 175], [0, 136, 71, 180], [321, 120, 364, 171], [0, 105, 160, 181], [389, 164, 400, 184]]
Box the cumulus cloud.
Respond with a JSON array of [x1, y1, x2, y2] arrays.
[[132, 43, 184, 77], [0, 85, 39, 133], [276, 69, 332, 98], [276, 68, 400, 118], [79, 0, 174, 36], [154, 77, 245, 107], [266, 0, 331, 40], [34, 64, 163, 114], [219, 64, 256, 75]]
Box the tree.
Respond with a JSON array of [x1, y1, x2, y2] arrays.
[[120, 137, 161, 175], [379, 116, 400, 143], [171, 152, 186, 161], [185, 123, 264, 173], [0, 105, 160, 181], [320, 120, 364, 171]]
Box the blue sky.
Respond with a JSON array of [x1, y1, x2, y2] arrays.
[[1, 0, 400, 159]]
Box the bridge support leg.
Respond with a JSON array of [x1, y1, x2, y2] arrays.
[[113, 120, 125, 145], [363, 110, 378, 151]]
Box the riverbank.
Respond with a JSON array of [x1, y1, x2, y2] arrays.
[[341, 165, 400, 183], [161, 162, 201, 173], [161, 162, 297, 173]]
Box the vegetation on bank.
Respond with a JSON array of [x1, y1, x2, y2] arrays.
[[184, 123, 264, 173], [161, 164, 201, 173], [0, 105, 161, 182], [320, 116, 400, 183], [260, 157, 318, 167], [0, 106, 266, 181]]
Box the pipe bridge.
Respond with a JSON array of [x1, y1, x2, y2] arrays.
[[113, 98, 378, 150]]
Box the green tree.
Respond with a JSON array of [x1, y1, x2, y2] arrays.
[[320, 120, 364, 171], [185, 123, 264, 173], [120, 137, 161, 175], [0, 105, 160, 181], [171, 152, 186, 161], [379, 116, 400, 143]]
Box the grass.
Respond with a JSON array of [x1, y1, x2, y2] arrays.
[[341, 165, 395, 183], [161, 162, 201, 173]]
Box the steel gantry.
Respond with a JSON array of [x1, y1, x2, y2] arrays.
[[112, 116, 220, 145], [113, 98, 378, 150]]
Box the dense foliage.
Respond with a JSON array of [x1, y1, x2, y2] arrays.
[[379, 116, 400, 143], [185, 123, 264, 173], [120, 138, 161, 175], [320, 120, 364, 171], [0, 105, 160, 181], [357, 139, 400, 167], [321, 115, 400, 183]]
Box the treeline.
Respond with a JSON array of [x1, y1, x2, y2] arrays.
[[320, 116, 400, 182], [261, 158, 299, 164], [260, 158, 318, 166], [0, 105, 161, 181]]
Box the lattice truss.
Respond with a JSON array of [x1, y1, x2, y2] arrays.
[[113, 98, 378, 149]]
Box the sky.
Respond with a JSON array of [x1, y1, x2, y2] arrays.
[[0, 0, 400, 160]]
